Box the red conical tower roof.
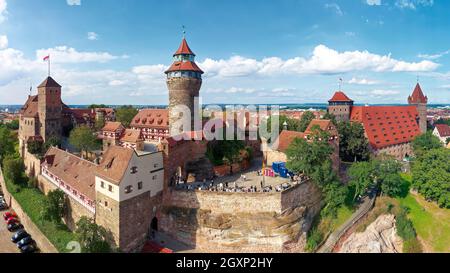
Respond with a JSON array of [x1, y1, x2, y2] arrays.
[[408, 83, 428, 104], [174, 38, 195, 56]]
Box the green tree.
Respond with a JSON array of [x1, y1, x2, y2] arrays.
[[286, 126, 346, 216], [75, 216, 112, 253], [5, 119, 19, 130], [286, 126, 333, 176], [41, 190, 66, 224], [411, 148, 450, 208], [412, 132, 443, 158], [322, 112, 337, 125], [116, 105, 138, 127], [380, 173, 404, 197], [265, 115, 301, 133], [88, 104, 107, 109], [337, 121, 370, 162], [348, 161, 375, 201], [0, 126, 15, 163], [434, 118, 450, 126], [69, 126, 99, 158], [27, 140, 43, 155], [2, 155, 25, 185], [299, 111, 315, 132]]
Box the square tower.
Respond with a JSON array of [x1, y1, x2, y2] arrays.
[[328, 91, 354, 122], [37, 76, 63, 142]]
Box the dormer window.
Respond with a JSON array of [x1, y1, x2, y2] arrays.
[[131, 166, 138, 174]]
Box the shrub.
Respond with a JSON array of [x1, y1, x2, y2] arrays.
[[403, 238, 423, 253], [306, 228, 323, 252]]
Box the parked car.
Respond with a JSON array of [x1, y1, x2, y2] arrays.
[[20, 244, 37, 254], [17, 236, 34, 249], [0, 202, 7, 211], [3, 212, 17, 220], [11, 230, 29, 243], [7, 222, 24, 232], [6, 217, 19, 225]]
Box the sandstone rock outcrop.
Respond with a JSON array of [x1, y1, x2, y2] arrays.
[[161, 181, 322, 253], [339, 214, 403, 253]]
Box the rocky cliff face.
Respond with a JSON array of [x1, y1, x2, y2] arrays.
[[339, 214, 403, 253]]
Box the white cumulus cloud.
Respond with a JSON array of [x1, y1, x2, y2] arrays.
[[366, 0, 382, 6], [0, 35, 7, 49], [200, 44, 439, 79], [348, 77, 379, 85], [67, 0, 81, 6], [87, 32, 98, 41], [36, 46, 124, 63], [395, 0, 434, 10]]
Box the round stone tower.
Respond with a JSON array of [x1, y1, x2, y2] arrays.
[[165, 38, 204, 135]]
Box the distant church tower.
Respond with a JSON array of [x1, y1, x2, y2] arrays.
[[165, 37, 204, 135], [408, 83, 428, 134], [328, 91, 354, 122], [38, 76, 63, 142]]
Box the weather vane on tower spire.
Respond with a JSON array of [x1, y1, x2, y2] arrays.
[[182, 25, 186, 38]]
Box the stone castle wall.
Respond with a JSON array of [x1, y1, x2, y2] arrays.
[[160, 180, 322, 253], [373, 142, 413, 161]]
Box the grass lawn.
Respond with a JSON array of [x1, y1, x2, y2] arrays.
[[397, 174, 450, 253], [4, 178, 77, 253]]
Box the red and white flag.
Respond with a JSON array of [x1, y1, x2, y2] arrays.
[[43, 55, 50, 61]]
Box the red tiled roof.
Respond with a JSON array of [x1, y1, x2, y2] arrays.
[[408, 83, 428, 104], [276, 130, 306, 153], [435, 124, 450, 137], [305, 119, 337, 136], [96, 146, 134, 185], [350, 106, 421, 150], [20, 96, 39, 118], [102, 122, 124, 132], [329, 91, 353, 103], [165, 61, 204, 74], [174, 38, 195, 56], [131, 109, 169, 129], [120, 129, 142, 143], [43, 147, 97, 200]]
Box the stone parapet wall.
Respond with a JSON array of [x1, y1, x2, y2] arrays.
[[160, 181, 322, 253]]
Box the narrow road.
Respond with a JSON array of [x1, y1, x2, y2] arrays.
[[317, 188, 377, 253]]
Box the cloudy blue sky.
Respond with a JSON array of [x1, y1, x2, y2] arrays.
[[0, 0, 449, 105]]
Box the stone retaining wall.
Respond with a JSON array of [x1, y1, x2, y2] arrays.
[[0, 169, 58, 253], [160, 181, 322, 253]]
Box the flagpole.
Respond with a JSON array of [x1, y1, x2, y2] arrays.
[[48, 54, 51, 77]]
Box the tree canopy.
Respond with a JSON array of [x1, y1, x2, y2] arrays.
[[265, 115, 301, 134], [88, 104, 107, 109], [412, 132, 443, 158], [69, 126, 100, 158], [298, 111, 315, 132], [337, 121, 370, 162], [412, 148, 450, 208], [0, 125, 16, 163], [76, 216, 112, 253], [41, 190, 66, 224], [286, 127, 346, 216], [116, 105, 138, 128], [2, 155, 25, 185]]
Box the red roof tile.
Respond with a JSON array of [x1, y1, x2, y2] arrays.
[[120, 129, 143, 143], [102, 122, 124, 132], [20, 96, 39, 118], [329, 91, 353, 103], [131, 109, 169, 129], [96, 146, 134, 185], [43, 147, 97, 200], [276, 130, 306, 153], [350, 106, 421, 150], [165, 61, 204, 74], [408, 83, 428, 104], [174, 38, 195, 56], [305, 119, 337, 136], [38, 76, 61, 88], [435, 124, 450, 137]]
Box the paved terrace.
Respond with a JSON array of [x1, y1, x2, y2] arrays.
[[174, 158, 309, 193]]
